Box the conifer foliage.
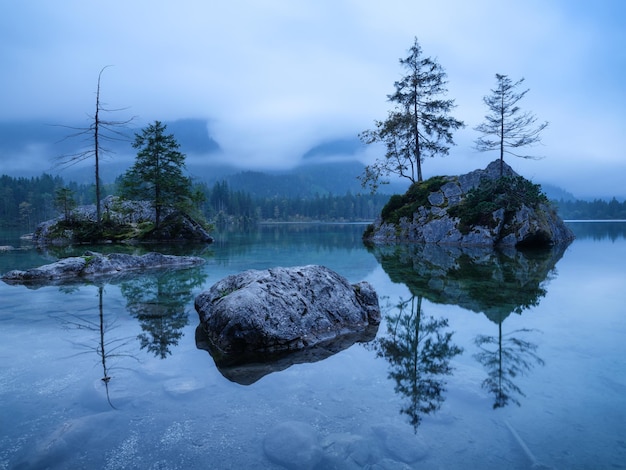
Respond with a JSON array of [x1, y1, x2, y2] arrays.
[[359, 37, 464, 191], [119, 121, 194, 229], [474, 74, 548, 176]]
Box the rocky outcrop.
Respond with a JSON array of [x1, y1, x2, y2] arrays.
[[365, 160, 575, 247], [32, 195, 213, 246], [194, 265, 380, 356], [1, 251, 205, 284]]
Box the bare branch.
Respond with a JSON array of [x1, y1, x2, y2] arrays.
[[52, 66, 135, 222], [474, 74, 548, 175]]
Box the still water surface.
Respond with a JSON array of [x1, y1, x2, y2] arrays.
[[0, 222, 625, 469]]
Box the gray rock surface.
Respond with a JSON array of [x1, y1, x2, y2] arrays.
[[264, 421, 429, 469], [194, 265, 380, 354], [263, 421, 323, 470], [1, 251, 205, 284], [32, 195, 213, 246], [366, 160, 575, 247]]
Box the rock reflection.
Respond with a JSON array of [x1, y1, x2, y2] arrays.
[[374, 295, 462, 430], [196, 324, 379, 385], [120, 267, 207, 359], [370, 243, 566, 409]]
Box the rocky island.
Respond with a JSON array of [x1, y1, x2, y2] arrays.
[[32, 195, 213, 246], [364, 160, 575, 247]]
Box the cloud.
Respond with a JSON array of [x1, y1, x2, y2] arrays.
[[0, 0, 624, 197]]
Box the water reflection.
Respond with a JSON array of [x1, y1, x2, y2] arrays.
[[43, 266, 207, 406], [566, 220, 626, 241], [38, 242, 214, 260], [370, 244, 565, 409], [374, 295, 462, 430], [119, 268, 207, 358], [474, 326, 544, 408], [370, 244, 565, 321], [196, 324, 378, 385], [55, 284, 137, 408]]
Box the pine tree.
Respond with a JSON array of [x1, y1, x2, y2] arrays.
[[474, 74, 548, 176], [359, 38, 464, 191], [120, 121, 193, 229]]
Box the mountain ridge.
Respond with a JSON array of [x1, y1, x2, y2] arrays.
[[0, 118, 609, 201]]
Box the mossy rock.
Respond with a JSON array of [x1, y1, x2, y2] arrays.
[[380, 176, 449, 225]]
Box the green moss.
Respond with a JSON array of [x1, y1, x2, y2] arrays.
[[50, 219, 139, 243], [449, 176, 549, 234], [362, 223, 375, 240], [217, 287, 238, 299], [379, 175, 449, 225]]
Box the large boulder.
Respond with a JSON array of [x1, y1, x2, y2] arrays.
[[1, 251, 205, 284], [365, 160, 575, 247], [194, 265, 380, 355]]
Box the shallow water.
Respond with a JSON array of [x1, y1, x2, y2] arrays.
[[1, 222, 625, 469]]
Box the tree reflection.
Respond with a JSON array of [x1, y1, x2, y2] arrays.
[[375, 295, 462, 430], [369, 243, 565, 409], [56, 284, 136, 408], [474, 325, 544, 408], [120, 267, 206, 358]]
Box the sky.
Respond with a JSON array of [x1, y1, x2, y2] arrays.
[[1, 0, 625, 199]]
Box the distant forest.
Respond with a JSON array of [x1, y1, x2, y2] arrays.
[[1, 173, 624, 231], [0, 174, 389, 230]]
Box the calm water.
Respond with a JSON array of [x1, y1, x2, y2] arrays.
[[0, 222, 625, 469]]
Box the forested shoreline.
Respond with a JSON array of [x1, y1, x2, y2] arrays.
[[0, 174, 390, 230], [2, 173, 625, 232]]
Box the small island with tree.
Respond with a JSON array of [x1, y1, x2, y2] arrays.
[[26, 67, 212, 247], [34, 120, 212, 246], [360, 38, 573, 248]]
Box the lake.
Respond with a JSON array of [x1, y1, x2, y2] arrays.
[[1, 222, 625, 469]]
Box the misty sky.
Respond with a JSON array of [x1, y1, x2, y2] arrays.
[[1, 0, 624, 198]]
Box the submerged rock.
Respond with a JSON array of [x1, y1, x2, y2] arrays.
[[263, 421, 323, 470], [1, 251, 205, 284], [194, 265, 380, 355]]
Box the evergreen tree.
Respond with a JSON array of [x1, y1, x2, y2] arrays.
[[119, 121, 193, 229], [474, 74, 548, 176], [54, 187, 76, 221], [359, 37, 464, 191]]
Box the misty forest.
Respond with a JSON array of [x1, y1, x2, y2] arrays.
[[2, 41, 624, 233], [3, 168, 626, 232]]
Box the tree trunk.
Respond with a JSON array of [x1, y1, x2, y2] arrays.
[[94, 82, 102, 224], [414, 96, 423, 182], [499, 93, 505, 177]]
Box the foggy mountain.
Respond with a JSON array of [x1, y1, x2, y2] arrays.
[[0, 118, 586, 201]]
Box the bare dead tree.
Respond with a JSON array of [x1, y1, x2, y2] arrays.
[[54, 66, 134, 223]]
